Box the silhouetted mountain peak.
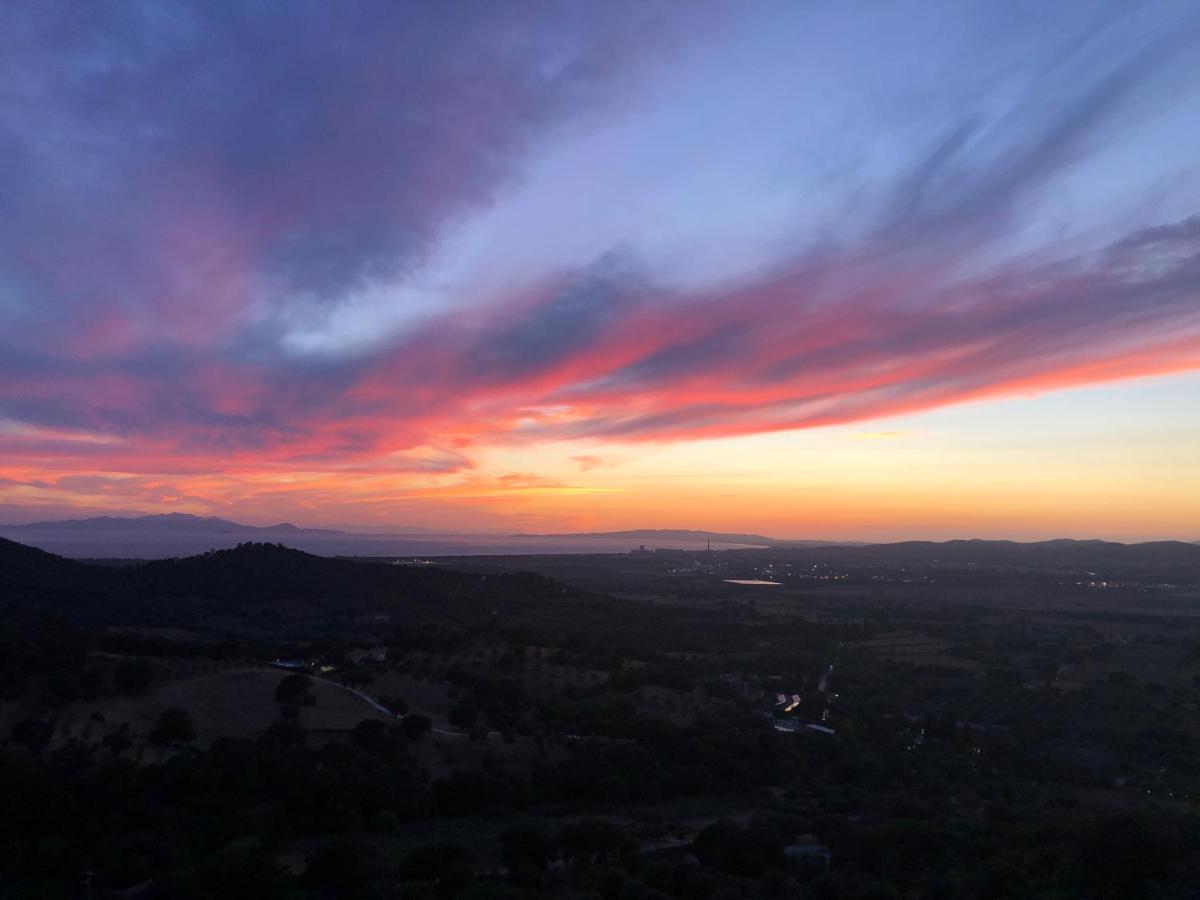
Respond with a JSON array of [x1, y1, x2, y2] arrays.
[[2, 513, 332, 536], [12, 513, 236, 532], [199, 541, 309, 560]]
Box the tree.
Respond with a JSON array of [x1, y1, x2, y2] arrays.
[[448, 702, 478, 730], [369, 810, 401, 833], [559, 819, 628, 864], [102, 727, 132, 755], [341, 669, 374, 688], [305, 836, 380, 899], [1076, 812, 1172, 899], [400, 842, 474, 898], [188, 844, 290, 900], [380, 694, 409, 715], [501, 824, 555, 887], [692, 820, 784, 878], [114, 658, 154, 694], [352, 718, 389, 750], [275, 673, 313, 705], [150, 707, 196, 745], [264, 719, 306, 748], [9, 719, 53, 752], [401, 713, 433, 740]]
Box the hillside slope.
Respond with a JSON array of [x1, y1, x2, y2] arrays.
[[1, 539, 564, 631]]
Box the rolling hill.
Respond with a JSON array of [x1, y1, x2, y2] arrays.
[[0, 539, 564, 631]]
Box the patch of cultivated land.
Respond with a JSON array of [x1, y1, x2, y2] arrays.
[[845, 631, 986, 670], [1056, 642, 1200, 690], [53, 665, 391, 749], [356, 669, 452, 714], [631, 685, 707, 725]]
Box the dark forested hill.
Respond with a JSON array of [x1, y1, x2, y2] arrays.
[[0, 536, 121, 608], [783, 538, 1200, 572], [6, 535, 1198, 634], [0, 539, 565, 632], [129, 542, 565, 615]]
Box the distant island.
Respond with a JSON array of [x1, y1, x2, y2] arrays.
[[513, 529, 873, 549], [514, 528, 778, 546]]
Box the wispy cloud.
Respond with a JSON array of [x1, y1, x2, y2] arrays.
[[0, 2, 1198, 523]]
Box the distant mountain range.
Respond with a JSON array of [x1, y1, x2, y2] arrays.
[[0, 513, 363, 557], [8, 513, 344, 536], [0, 515, 799, 559], [0, 514, 1195, 565]]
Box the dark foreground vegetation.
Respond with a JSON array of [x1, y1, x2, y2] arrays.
[[2, 536, 1200, 898]]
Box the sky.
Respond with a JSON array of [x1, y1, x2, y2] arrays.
[[1, 1, 1198, 541]]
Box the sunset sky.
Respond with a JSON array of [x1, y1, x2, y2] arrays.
[[1, 2, 1198, 540]]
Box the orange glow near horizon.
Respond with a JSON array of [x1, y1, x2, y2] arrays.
[[2, 373, 1197, 543]]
